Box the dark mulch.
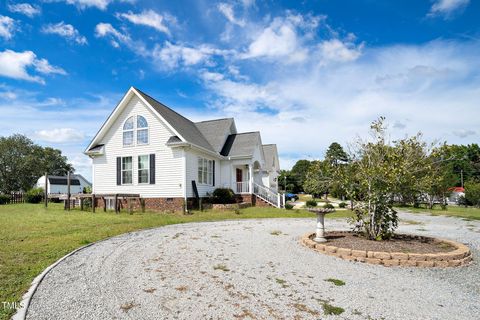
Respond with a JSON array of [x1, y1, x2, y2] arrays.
[[324, 231, 455, 254]]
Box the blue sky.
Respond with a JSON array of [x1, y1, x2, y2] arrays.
[[1, 0, 479, 180]]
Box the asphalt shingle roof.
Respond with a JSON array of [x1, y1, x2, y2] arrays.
[[262, 144, 278, 170], [195, 118, 234, 153], [135, 88, 215, 152], [220, 132, 260, 157]]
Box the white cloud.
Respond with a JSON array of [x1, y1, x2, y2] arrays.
[[453, 129, 476, 138], [116, 10, 174, 35], [0, 15, 16, 40], [152, 42, 231, 69], [57, 0, 113, 10], [318, 38, 363, 63], [241, 12, 326, 63], [428, 0, 470, 18], [7, 3, 41, 17], [42, 22, 88, 45], [0, 49, 66, 84], [95, 23, 131, 47], [197, 40, 480, 164], [218, 3, 245, 27], [34, 128, 85, 143]]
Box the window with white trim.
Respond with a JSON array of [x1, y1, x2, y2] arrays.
[[122, 115, 149, 146], [198, 157, 214, 185], [123, 117, 134, 146], [137, 115, 149, 144], [138, 155, 149, 184], [122, 157, 133, 184]]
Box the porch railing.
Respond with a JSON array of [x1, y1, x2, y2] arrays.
[[253, 182, 283, 208], [235, 182, 250, 194]]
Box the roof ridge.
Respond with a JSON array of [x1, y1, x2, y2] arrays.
[[195, 117, 234, 123], [233, 131, 260, 135], [262, 143, 276, 146]]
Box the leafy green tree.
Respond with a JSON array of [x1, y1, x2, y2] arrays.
[[325, 142, 348, 166], [465, 181, 480, 207], [303, 160, 331, 198], [290, 159, 311, 193], [0, 134, 74, 193]]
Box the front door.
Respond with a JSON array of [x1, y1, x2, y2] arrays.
[[236, 168, 243, 193]]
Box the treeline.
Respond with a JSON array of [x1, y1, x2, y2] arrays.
[[0, 134, 74, 194], [279, 130, 480, 207]]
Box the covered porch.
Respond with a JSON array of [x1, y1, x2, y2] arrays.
[[230, 161, 262, 194]]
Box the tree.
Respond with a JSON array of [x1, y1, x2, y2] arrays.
[[289, 160, 311, 193], [0, 134, 74, 193], [325, 142, 348, 166], [465, 181, 480, 207], [303, 161, 331, 198]]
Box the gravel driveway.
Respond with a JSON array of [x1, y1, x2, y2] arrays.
[[26, 211, 480, 320]]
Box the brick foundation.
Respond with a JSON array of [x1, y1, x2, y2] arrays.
[[93, 193, 275, 213]]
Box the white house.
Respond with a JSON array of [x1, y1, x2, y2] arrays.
[[36, 174, 92, 194], [84, 87, 281, 211]]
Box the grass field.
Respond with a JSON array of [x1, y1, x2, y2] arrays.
[[397, 205, 480, 220], [0, 203, 351, 320]]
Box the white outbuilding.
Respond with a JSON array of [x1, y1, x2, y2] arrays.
[[36, 174, 92, 194]]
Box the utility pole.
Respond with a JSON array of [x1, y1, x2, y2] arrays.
[[284, 175, 287, 193], [44, 172, 48, 208], [67, 171, 71, 211], [461, 169, 464, 188]]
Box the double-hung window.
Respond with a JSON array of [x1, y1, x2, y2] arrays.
[[137, 116, 149, 145], [122, 156, 133, 184], [123, 117, 134, 146], [138, 155, 149, 184], [198, 157, 214, 185]]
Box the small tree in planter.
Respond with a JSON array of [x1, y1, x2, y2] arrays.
[[335, 117, 437, 240]]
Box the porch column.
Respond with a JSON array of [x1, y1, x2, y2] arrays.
[[248, 164, 253, 194]]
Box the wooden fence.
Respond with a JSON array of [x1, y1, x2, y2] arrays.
[[8, 192, 25, 204]]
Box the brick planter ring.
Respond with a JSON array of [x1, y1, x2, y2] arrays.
[[300, 232, 472, 268]]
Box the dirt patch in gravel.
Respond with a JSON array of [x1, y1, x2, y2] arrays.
[[325, 232, 455, 254]]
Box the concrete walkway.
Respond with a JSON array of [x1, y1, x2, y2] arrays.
[[26, 212, 480, 319]]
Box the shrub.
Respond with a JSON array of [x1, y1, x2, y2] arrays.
[[338, 202, 347, 208], [323, 203, 335, 209], [306, 199, 317, 207], [25, 188, 44, 204], [285, 203, 294, 210], [212, 188, 236, 204], [0, 194, 10, 205]]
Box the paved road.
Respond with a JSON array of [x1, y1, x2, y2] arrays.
[[26, 212, 480, 319]]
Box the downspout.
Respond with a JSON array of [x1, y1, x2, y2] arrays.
[[183, 148, 188, 213]]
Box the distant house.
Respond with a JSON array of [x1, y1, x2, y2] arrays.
[[447, 187, 465, 204], [84, 87, 282, 212], [36, 175, 92, 194]]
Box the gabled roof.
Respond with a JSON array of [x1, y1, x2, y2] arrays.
[[262, 144, 278, 170], [135, 88, 215, 153], [221, 132, 261, 157], [195, 118, 235, 153]]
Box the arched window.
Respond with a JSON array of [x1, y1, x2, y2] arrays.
[[123, 116, 134, 146], [137, 115, 149, 144]]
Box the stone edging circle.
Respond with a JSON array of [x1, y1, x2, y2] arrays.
[[300, 232, 472, 267]]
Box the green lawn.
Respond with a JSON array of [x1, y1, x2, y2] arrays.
[[397, 205, 480, 220], [0, 203, 351, 320]]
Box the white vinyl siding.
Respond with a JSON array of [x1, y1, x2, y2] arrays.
[[185, 150, 219, 197], [92, 95, 183, 198]]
